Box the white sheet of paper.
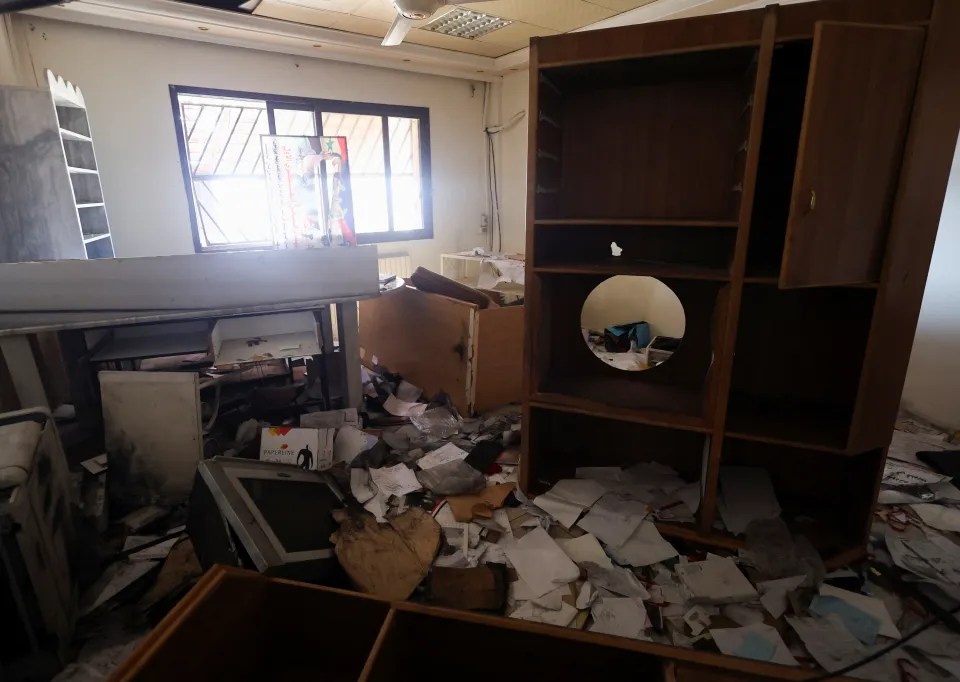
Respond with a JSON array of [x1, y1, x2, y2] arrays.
[[722, 604, 766, 627], [787, 615, 879, 675], [576, 493, 647, 547], [532, 585, 568, 610], [819, 584, 902, 639], [364, 492, 387, 523], [510, 579, 538, 603], [383, 394, 428, 417], [301, 408, 360, 429], [533, 492, 588, 529], [395, 380, 423, 403], [350, 468, 378, 504], [589, 598, 649, 639], [717, 466, 781, 535], [885, 527, 960, 586], [710, 624, 798, 666], [548, 479, 607, 507], [123, 534, 182, 561], [623, 462, 684, 490], [879, 481, 960, 504], [555, 533, 614, 569], [576, 581, 597, 609], [369, 464, 422, 497], [510, 600, 578, 627], [605, 520, 679, 567], [882, 459, 950, 488], [583, 563, 650, 599], [417, 443, 469, 470], [684, 605, 712, 636], [334, 426, 373, 464], [576, 467, 623, 482], [675, 481, 701, 514], [85, 560, 159, 614], [910, 503, 960, 533], [503, 526, 581, 598], [757, 575, 806, 619], [930, 656, 960, 678], [676, 557, 758, 604]]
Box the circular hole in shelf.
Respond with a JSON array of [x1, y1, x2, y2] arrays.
[[580, 276, 685, 372]]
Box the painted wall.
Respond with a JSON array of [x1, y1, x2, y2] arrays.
[[902, 135, 960, 430], [0, 16, 27, 86], [498, 69, 529, 255], [581, 276, 686, 339], [11, 15, 487, 266]]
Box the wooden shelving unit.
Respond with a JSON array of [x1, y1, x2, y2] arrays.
[[521, 0, 960, 566], [47, 70, 115, 260]]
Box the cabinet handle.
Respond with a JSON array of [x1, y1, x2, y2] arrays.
[[808, 189, 817, 212]]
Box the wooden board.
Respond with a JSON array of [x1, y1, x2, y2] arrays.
[[0, 86, 85, 262], [471, 305, 524, 414], [100, 371, 202, 512], [779, 22, 925, 287], [359, 286, 474, 415], [0, 246, 379, 312]]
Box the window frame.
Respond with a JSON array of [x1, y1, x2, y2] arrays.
[[169, 85, 434, 252]]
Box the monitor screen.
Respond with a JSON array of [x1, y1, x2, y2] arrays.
[[239, 477, 336, 554]]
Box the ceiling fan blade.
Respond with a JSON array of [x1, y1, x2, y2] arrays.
[[382, 14, 415, 46]]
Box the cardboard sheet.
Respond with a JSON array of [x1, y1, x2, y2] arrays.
[[446, 483, 516, 522]]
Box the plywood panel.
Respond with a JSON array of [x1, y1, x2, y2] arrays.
[[0, 86, 84, 262], [359, 287, 474, 415], [100, 371, 202, 511], [472, 305, 524, 414]]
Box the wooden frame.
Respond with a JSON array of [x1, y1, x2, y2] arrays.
[[521, 0, 960, 566]]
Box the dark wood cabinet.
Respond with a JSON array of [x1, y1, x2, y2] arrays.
[[521, 0, 960, 566]]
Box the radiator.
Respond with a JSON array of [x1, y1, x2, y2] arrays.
[[378, 253, 413, 279]]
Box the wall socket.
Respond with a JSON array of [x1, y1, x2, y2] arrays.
[[480, 214, 489, 232]]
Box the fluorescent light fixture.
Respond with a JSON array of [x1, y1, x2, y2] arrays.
[[425, 8, 512, 40]]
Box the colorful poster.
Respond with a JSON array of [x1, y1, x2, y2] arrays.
[[261, 135, 357, 248]]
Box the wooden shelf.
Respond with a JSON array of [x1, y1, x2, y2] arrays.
[[59, 128, 92, 142], [743, 274, 879, 289], [67, 166, 98, 175], [532, 261, 730, 281], [76, 202, 105, 209], [724, 395, 852, 453], [530, 385, 710, 433], [535, 218, 739, 228], [82, 233, 110, 245]]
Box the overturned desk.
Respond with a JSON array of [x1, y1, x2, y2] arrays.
[[0, 248, 388, 412]]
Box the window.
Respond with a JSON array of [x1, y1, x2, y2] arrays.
[[170, 86, 432, 251]]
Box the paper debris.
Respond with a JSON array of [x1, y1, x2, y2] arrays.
[[350, 468, 378, 504], [717, 466, 781, 535], [711, 624, 798, 666], [576, 581, 597, 609], [334, 426, 374, 464], [555, 533, 614, 569], [446, 483, 516, 522], [787, 615, 889, 678], [683, 605, 712, 636], [582, 562, 650, 599], [882, 459, 950, 488], [383, 394, 428, 417], [533, 492, 588, 529], [674, 482, 701, 514], [81, 454, 108, 476], [809, 595, 880, 645], [885, 527, 960, 586], [301, 407, 359, 429], [123, 532, 183, 561], [369, 464, 422, 497], [605, 520, 679, 567], [503, 526, 580, 598], [576, 467, 623, 483], [510, 600, 578, 627], [395, 380, 423, 403], [576, 493, 647, 547], [909, 503, 960, 533], [819, 584, 901, 639], [547, 479, 607, 507], [676, 557, 758, 604], [757, 575, 805, 619], [589, 598, 649, 639], [532, 585, 569, 610], [84, 560, 158, 614], [722, 604, 766, 627], [417, 443, 469, 470]]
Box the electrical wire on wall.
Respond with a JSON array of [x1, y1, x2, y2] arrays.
[[482, 81, 525, 253]]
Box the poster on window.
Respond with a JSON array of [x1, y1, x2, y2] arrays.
[[261, 135, 357, 248]]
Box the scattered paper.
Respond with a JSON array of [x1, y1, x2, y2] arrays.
[[757, 575, 805, 619], [533, 493, 588, 529], [446, 483, 516, 522], [532, 585, 568, 610], [122, 532, 183, 561], [84, 560, 158, 614], [576, 467, 623, 482], [350, 468, 378, 504], [605, 521, 679, 567], [675, 482, 701, 514], [81, 454, 108, 476], [787, 615, 889, 678], [300, 407, 359, 429], [383, 394, 428, 417], [683, 605, 712, 636], [878, 480, 960, 504], [882, 459, 950, 488], [555, 533, 614, 569], [369, 464, 422, 497], [576, 581, 597, 609], [910, 503, 960, 533], [576, 493, 647, 547], [395, 380, 423, 403], [819, 584, 901, 639], [582, 562, 650, 599], [589, 598, 649, 639], [676, 557, 758, 604], [417, 443, 469, 470], [364, 493, 387, 523], [717, 467, 781, 535], [885, 527, 960, 586], [334, 426, 374, 464], [722, 604, 766, 627], [929, 656, 960, 678], [548, 479, 607, 507], [503, 526, 580, 598], [510, 600, 578, 627], [810, 595, 880, 645], [623, 462, 686, 493], [711, 624, 797, 666]]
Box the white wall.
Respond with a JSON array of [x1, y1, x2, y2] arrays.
[[902, 136, 960, 430], [12, 15, 487, 265], [581, 276, 686, 338], [497, 69, 529, 254], [0, 16, 27, 86]]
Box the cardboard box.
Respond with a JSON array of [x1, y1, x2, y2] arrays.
[[259, 427, 333, 471], [212, 311, 321, 366], [359, 286, 524, 416]]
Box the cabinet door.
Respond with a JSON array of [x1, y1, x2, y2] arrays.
[[778, 22, 924, 288]]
